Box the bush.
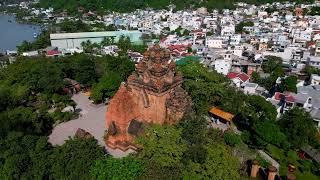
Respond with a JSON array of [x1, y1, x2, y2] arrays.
[[298, 160, 313, 173], [256, 155, 270, 168], [90, 83, 104, 104], [51, 111, 74, 123], [90, 72, 122, 104], [241, 130, 251, 144], [224, 131, 241, 147], [296, 172, 319, 180], [90, 156, 144, 180], [265, 144, 285, 161], [286, 150, 299, 165]]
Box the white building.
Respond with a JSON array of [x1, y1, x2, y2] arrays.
[[206, 37, 223, 48], [221, 24, 235, 36], [307, 56, 320, 69], [22, 50, 38, 57], [50, 31, 143, 50], [230, 34, 241, 45], [102, 45, 119, 56], [311, 74, 320, 85], [215, 59, 232, 75], [242, 82, 259, 94]]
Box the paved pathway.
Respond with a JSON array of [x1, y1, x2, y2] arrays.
[[258, 150, 280, 170], [48, 93, 133, 158]]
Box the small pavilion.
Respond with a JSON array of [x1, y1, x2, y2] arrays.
[[209, 107, 235, 126]]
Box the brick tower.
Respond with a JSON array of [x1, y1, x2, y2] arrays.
[[105, 45, 191, 151]]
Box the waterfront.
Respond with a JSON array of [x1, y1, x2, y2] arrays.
[[0, 14, 41, 52]]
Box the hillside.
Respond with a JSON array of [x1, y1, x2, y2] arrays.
[[39, 0, 314, 13]]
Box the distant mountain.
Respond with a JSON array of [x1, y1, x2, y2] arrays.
[[1, 0, 28, 4], [39, 0, 314, 13]]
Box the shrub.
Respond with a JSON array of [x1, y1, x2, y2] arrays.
[[224, 131, 241, 147], [51, 111, 74, 123], [240, 130, 251, 144], [256, 155, 270, 168], [265, 144, 285, 161]]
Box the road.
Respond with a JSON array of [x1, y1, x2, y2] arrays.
[[48, 93, 134, 157]]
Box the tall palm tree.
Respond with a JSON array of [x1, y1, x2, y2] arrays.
[[100, 37, 111, 47], [110, 36, 116, 44]]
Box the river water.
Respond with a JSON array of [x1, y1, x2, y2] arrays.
[[0, 14, 41, 52]]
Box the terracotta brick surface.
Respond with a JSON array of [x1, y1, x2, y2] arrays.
[[105, 45, 191, 151]]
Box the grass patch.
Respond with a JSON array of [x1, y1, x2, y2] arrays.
[[265, 144, 285, 161]]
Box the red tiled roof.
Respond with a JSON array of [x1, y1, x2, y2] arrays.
[[274, 92, 295, 103], [307, 41, 316, 48], [168, 44, 188, 52], [227, 72, 238, 79], [160, 38, 167, 42], [181, 52, 192, 56], [237, 73, 250, 82], [227, 72, 250, 82], [47, 50, 60, 56], [191, 29, 203, 33]]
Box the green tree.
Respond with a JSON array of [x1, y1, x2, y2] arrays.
[[255, 120, 287, 147], [262, 56, 283, 74], [183, 29, 190, 36], [90, 55, 134, 103], [174, 26, 183, 36], [137, 124, 187, 168], [100, 37, 111, 47], [81, 40, 94, 53], [182, 143, 240, 179], [137, 124, 187, 179], [178, 61, 227, 114], [305, 66, 320, 76], [309, 6, 320, 16], [279, 76, 298, 93], [0, 83, 30, 112], [118, 35, 132, 52], [179, 114, 208, 163], [224, 131, 241, 147], [58, 19, 91, 32], [102, 56, 135, 80], [235, 21, 254, 33], [251, 71, 261, 83], [39, 0, 312, 14], [279, 107, 318, 148], [3, 59, 64, 93], [73, 55, 97, 86], [17, 30, 50, 53], [0, 107, 53, 137], [254, 56, 285, 91], [90, 72, 122, 103], [90, 156, 144, 180], [51, 138, 104, 180], [247, 95, 277, 121], [0, 132, 53, 179]]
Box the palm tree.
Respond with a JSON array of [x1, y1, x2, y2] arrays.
[[110, 36, 116, 44], [100, 37, 111, 47], [81, 40, 93, 53]]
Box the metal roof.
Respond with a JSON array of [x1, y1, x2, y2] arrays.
[[209, 107, 234, 122], [50, 30, 143, 40]]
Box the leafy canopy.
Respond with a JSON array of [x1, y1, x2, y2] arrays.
[[90, 156, 144, 180], [279, 107, 318, 148], [136, 124, 187, 167]]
